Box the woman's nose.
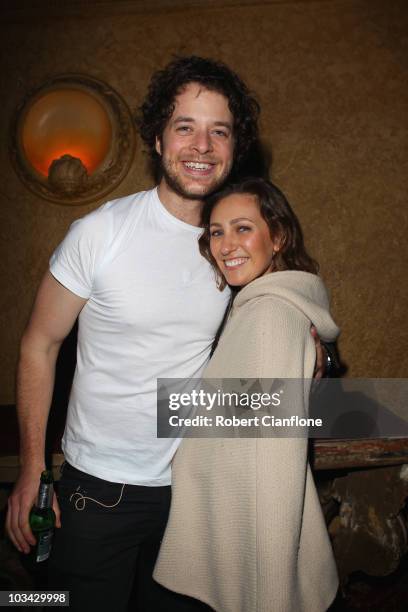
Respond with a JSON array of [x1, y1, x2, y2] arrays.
[[220, 236, 237, 255]]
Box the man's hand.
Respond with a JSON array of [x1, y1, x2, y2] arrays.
[[6, 468, 61, 554], [311, 325, 327, 379], [6, 468, 39, 553]]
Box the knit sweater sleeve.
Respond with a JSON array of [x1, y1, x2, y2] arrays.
[[247, 296, 316, 380], [206, 295, 317, 382]]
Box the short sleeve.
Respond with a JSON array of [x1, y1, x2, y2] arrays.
[[49, 210, 111, 299]]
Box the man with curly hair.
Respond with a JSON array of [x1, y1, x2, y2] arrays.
[[6, 56, 260, 611]]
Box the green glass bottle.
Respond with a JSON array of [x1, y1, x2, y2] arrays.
[[29, 470, 56, 562]]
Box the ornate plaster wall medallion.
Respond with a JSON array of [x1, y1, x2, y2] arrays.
[[10, 74, 135, 205]]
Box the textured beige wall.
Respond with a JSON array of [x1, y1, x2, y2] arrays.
[[1, 0, 407, 402]]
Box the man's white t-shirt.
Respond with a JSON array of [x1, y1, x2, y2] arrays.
[[50, 187, 230, 486]]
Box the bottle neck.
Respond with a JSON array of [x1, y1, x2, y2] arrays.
[[36, 482, 53, 509]]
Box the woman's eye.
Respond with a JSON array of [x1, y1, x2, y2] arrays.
[[238, 225, 251, 232], [210, 230, 222, 237]]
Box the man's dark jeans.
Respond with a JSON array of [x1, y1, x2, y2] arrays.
[[49, 463, 211, 612]]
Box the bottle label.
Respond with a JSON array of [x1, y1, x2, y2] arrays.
[[36, 529, 53, 562], [37, 483, 53, 509]]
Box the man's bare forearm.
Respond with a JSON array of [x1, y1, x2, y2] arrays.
[[17, 335, 61, 471]]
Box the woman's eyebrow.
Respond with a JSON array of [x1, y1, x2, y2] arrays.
[[210, 217, 254, 227], [230, 217, 253, 224]]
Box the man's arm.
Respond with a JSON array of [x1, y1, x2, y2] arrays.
[[6, 271, 87, 553]]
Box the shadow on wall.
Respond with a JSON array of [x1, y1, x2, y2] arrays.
[[233, 138, 273, 181]]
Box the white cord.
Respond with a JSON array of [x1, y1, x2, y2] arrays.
[[69, 483, 126, 511]]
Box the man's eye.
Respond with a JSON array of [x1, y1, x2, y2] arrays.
[[213, 130, 228, 137], [177, 126, 191, 133]]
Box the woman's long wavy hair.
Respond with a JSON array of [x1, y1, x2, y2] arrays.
[[199, 178, 319, 291]]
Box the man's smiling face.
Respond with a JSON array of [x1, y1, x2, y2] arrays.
[[156, 82, 235, 200]]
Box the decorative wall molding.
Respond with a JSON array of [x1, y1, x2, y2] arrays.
[[9, 74, 136, 206]]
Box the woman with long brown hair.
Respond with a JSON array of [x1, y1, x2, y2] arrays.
[[155, 178, 339, 612]]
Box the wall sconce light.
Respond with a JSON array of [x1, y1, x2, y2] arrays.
[[10, 74, 135, 205]]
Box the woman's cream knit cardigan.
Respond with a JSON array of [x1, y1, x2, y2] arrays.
[[154, 271, 340, 612]]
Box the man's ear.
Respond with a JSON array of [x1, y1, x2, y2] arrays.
[[155, 136, 162, 156]]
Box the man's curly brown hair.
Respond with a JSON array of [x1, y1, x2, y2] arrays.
[[137, 55, 260, 180]]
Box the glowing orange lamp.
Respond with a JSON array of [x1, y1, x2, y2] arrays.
[[21, 89, 112, 177], [11, 75, 135, 205]]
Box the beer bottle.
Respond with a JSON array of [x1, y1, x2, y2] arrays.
[[29, 470, 56, 562]]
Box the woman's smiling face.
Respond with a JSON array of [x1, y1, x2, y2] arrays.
[[209, 193, 279, 287]]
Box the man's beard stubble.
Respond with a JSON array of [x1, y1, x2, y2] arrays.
[[160, 158, 232, 201]]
